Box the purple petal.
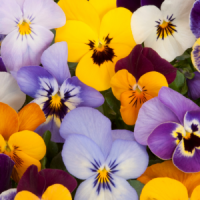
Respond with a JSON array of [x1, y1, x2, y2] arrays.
[[173, 140, 200, 172], [117, 0, 140, 12], [148, 122, 184, 160], [0, 57, 7, 72], [184, 111, 200, 133], [187, 71, 200, 100], [111, 130, 135, 141], [134, 97, 179, 145], [17, 66, 58, 99], [17, 165, 45, 198], [41, 42, 71, 86], [190, 0, 200, 38], [60, 107, 112, 158], [0, 189, 17, 200], [0, 154, 14, 193], [141, 0, 164, 8], [158, 87, 200, 125]]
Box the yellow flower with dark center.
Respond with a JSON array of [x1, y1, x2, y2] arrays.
[[55, 0, 136, 91], [0, 102, 46, 182]]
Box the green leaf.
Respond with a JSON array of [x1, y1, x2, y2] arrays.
[[128, 180, 144, 196], [47, 141, 59, 159], [42, 131, 51, 147], [41, 156, 47, 170], [50, 152, 67, 171], [68, 62, 78, 77]]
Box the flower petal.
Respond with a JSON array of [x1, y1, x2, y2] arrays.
[[58, 0, 100, 34], [0, 154, 14, 193], [0, 57, 7, 72], [18, 103, 46, 132], [16, 0, 25, 9], [105, 139, 148, 179], [41, 42, 71, 86], [140, 178, 188, 200], [191, 185, 200, 200], [0, 0, 22, 34], [117, 0, 140, 12], [62, 134, 105, 180], [55, 20, 98, 63], [0, 102, 19, 140], [111, 130, 135, 141], [0, 189, 17, 200], [184, 111, 200, 133], [17, 66, 59, 99], [191, 38, 200, 72], [158, 87, 200, 124], [141, 0, 164, 8], [74, 174, 138, 200], [148, 122, 184, 159], [23, 0, 66, 29], [14, 191, 39, 200], [60, 107, 112, 158], [134, 97, 179, 145], [0, 72, 26, 111], [1, 26, 53, 71]]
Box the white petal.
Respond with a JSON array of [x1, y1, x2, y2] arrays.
[[0, 72, 25, 111], [131, 5, 162, 43], [15, 0, 25, 9]]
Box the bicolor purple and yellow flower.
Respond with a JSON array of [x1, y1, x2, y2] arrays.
[[60, 107, 149, 200], [0, 102, 46, 182], [138, 161, 200, 200], [110, 45, 176, 125], [131, 0, 195, 62], [134, 87, 200, 172], [0, 0, 66, 71], [17, 42, 104, 143], [14, 165, 77, 200], [55, 0, 136, 91]]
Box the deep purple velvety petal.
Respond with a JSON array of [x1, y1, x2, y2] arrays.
[[117, 0, 140, 12], [158, 87, 200, 125], [0, 57, 7, 72], [187, 71, 200, 100], [39, 169, 77, 193], [0, 154, 14, 193], [141, 0, 164, 8], [0, 189, 17, 200], [190, 0, 200, 38], [17, 165, 45, 198], [148, 122, 184, 160], [173, 140, 200, 172]]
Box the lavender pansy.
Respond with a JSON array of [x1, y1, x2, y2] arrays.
[[0, 189, 17, 200], [61, 107, 149, 200], [0, 0, 66, 71], [17, 42, 104, 143]]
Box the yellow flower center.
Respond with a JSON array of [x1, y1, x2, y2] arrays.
[[18, 20, 31, 35], [97, 168, 110, 183], [50, 94, 62, 109], [160, 20, 169, 28], [5, 142, 12, 152], [184, 132, 191, 140]]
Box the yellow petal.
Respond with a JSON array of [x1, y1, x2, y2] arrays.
[[140, 178, 188, 200], [0, 134, 6, 153], [42, 184, 72, 200], [191, 185, 200, 200], [55, 20, 98, 62], [58, 0, 100, 34], [0, 102, 19, 140], [138, 160, 200, 197], [89, 0, 116, 19], [76, 44, 132, 91], [14, 191, 40, 200], [110, 69, 136, 100], [138, 71, 168, 97], [8, 131, 46, 160], [99, 7, 136, 47], [18, 103, 46, 132]]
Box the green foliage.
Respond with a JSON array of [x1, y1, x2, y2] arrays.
[[50, 152, 67, 171], [128, 180, 145, 197]]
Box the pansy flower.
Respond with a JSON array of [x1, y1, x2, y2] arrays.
[[60, 107, 149, 200], [110, 45, 176, 125], [0, 102, 46, 182], [15, 165, 77, 200], [117, 0, 164, 13], [131, 0, 195, 62], [0, 34, 5, 54], [134, 87, 200, 172], [56, 0, 136, 91], [0, 57, 26, 111], [0, 0, 66, 71], [17, 42, 104, 143]]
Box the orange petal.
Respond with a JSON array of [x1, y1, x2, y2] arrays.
[[42, 184, 72, 200], [0, 134, 6, 153], [15, 191, 40, 200], [0, 102, 19, 140], [138, 160, 200, 197], [18, 103, 46, 132]]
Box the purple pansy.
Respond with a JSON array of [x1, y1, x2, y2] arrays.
[[117, 0, 164, 12], [115, 44, 177, 84], [60, 107, 148, 200], [134, 87, 200, 172], [0, 57, 7, 72], [17, 165, 77, 198], [17, 42, 104, 143]]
